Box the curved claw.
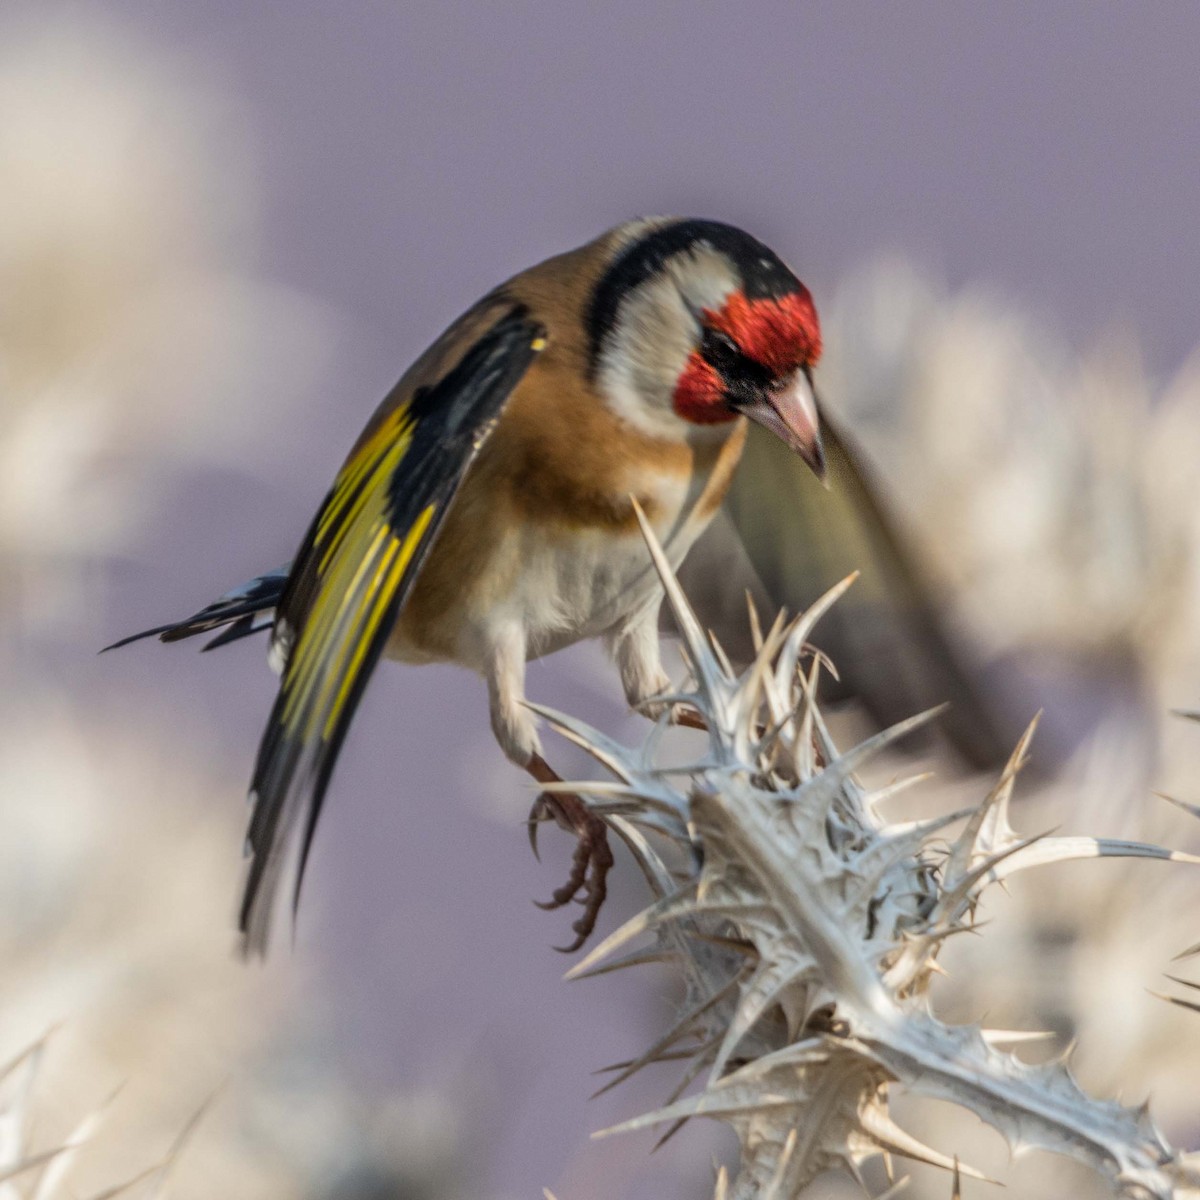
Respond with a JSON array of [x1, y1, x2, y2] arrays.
[[543, 814, 613, 952], [527, 796, 548, 861], [555, 929, 590, 955], [523, 756, 614, 951]]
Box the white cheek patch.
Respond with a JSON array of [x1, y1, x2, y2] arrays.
[[668, 245, 741, 316], [595, 246, 739, 442], [596, 279, 695, 440]]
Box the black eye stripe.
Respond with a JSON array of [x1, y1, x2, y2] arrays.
[[699, 328, 738, 369]]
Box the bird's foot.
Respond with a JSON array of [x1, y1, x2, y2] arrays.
[[525, 754, 614, 953], [637, 694, 698, 728], [671, 706, 709, 732]]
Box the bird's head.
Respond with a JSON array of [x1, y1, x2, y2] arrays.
[[587, 218, 825, 478]]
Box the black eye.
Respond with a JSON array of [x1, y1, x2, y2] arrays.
[[699, 327, 740, 371], [699, 327, 774, 394]]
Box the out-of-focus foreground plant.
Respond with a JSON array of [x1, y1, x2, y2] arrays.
[[0, 15, 335, 636], [0, 18, 464, 1199]]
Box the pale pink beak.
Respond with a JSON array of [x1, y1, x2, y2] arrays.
[[740, 368, 825, 481]]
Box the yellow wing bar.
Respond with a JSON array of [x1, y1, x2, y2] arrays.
[[239, 304, 545, 954]]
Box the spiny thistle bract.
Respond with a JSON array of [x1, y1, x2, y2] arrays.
[[534, 505, 1200, 1199]]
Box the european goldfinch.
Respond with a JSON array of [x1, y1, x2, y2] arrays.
[[110, 217, 1003, 953]]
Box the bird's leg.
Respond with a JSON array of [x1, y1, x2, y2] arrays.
[[609, 605, 715, 732], [486, 624, 613, 952], [524, 754, 614, 953], [608, 599, 673, 717]]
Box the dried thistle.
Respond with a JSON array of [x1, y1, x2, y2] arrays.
[[536, 508, 1200, 1198]]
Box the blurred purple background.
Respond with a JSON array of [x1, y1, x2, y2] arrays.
[[79, 0, 1200, 374], [5, 2, 1198, 1196]]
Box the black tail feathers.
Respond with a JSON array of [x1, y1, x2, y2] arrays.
[[102, 566, 291, 654]]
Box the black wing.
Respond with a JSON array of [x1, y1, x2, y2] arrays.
[[241, 305, 545, 952]]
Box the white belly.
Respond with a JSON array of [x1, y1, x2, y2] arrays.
[[510, 479, 708, 660]]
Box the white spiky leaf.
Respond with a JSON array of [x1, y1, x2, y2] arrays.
[[555, 520, 1200, 1199]]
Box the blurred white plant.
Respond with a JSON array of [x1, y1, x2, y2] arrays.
[[0, 689, 469, 1200], [0, 680, 302, 1198], [821, 260, 1200, 701], [0, 15, 336, 635], [0, 18, 464, 1200], [0, 1032, 197, 1200], [541, 509, 1200, 1198]]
